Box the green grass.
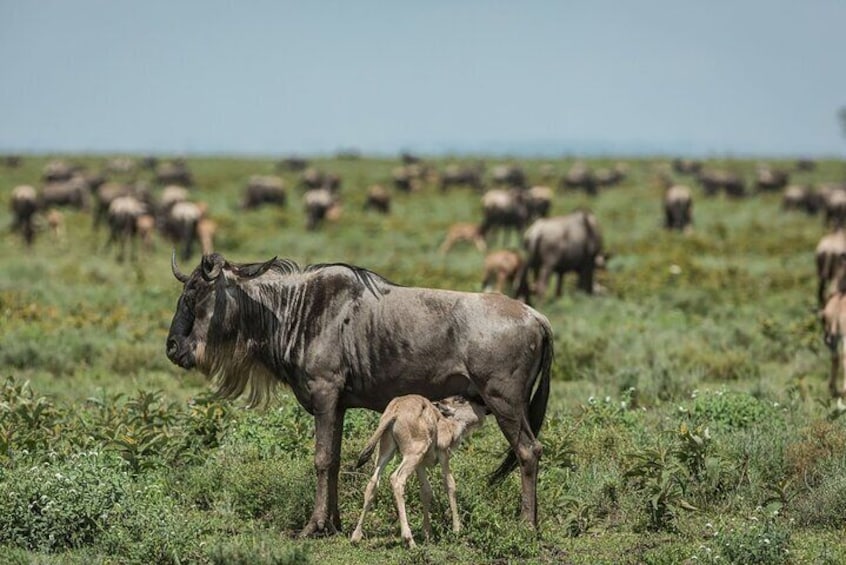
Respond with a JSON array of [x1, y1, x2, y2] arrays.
[[1, 153, 844, 563]]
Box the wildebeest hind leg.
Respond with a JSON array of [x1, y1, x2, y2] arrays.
[[486, 397, 541, 526]]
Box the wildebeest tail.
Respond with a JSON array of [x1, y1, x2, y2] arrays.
[[488, 317, 553, 485], [355, 415, 396, 469]]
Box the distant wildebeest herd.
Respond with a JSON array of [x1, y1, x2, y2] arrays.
[[6, 151, 846, 545]]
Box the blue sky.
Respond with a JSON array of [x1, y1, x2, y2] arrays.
[[1, 1, 844, 157]]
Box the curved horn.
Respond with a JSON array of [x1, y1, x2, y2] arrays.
[[201, 253, 224, 281], [171, 249, 189, 283]]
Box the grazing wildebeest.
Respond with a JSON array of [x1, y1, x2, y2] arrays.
[[595, 166, 626, 189], [10, 185, 38, 245], [163, 201, 203, 260], [561, 162, 598, 196], [526, 185, 553, 220], [438, 222, 487, 254], [106, 195, 147, 261], [439, 163, 484, 192], [304, 188, 338, 230], [166, 253, 553, 535], [697, 169, 746, 198], [93, 182, 135, 230], [516, 210, 606, 301], [277, 156, 309, 172], [155, 161, 194, 186], [363, 185, 391, 214], [479, 189, 529, 246], [42, 160, 76, 182], [815, 229, 846, 306], [672, 158, 703, 176], [392, 165, 424, 193], [482, 249, 524, 294], [350, 394, 487, 547], [754, 166, 790, 192], [40, 176, 90, 210], [242, 175, 287, 209], [821, 185, 846, 228], [664, 184, 693, 231], [821, 291, 846, 397], [2, 155, 22, 168], [491, 164, 527, 189], [782, 185, 820, 215]]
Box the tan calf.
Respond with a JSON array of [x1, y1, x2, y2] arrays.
[[482, 249, 524, 294], [438, 222, 486, 254], [815, 229, 846, 306], [350, 395, 487, 548], [822, 292, 846, 397]]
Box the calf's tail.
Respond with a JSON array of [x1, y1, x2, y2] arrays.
[[355, 415, 396, 469]]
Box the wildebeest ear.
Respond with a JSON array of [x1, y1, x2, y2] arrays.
[[201, 253, 225, 281], [234, 257, 277, 279]]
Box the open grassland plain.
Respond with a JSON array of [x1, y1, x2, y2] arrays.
[[2, 155, 846, 564]]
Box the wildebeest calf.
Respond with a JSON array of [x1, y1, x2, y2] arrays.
[[482, 249, 524, 294], [815, 229, 846, 307], [350, 394, 487, 548], [438, 222, 486, 254], [822, 292, 846, 398]]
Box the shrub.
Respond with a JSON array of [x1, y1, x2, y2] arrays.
[[683, 389, 777, 432], [0, 451, 128, 552], [714, 512, 791, 564]]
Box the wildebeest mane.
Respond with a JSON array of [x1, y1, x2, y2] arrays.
[[305, 261, 397, 298], [203, 258, 397, 407]]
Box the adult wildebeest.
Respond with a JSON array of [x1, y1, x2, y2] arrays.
[[516, 210, 606, 301], [163, 201, 203, 260], [304, 188, 339, 230], [439, 163, 484, 192], [821, 185, 846, 229], [754, 166, 789, 192], [363, 185, 390, 214], [525, 185, 553, 220], [479, 188, 529, 246], [664, 184, 693, 231], [781, 185, 820, 215], [561, 162, 598, 196], [155, 161, 194, 187], [40, 176, 90, 210], [242, 175, 287, 209], [491, 164, 527, 189], [105, 195, 147, 261], [10, 185, 38, 245], [166, 253, 553, 536], [815, 229, 846, 307]]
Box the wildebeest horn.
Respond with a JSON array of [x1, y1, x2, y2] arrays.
[[171, 250, 189, 283], [201, 253, 224, 281]]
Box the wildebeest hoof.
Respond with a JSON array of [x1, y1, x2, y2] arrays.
[[299, 518, 338, 538]]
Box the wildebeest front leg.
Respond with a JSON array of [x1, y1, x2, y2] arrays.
[[300, 405, 345, 537]]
